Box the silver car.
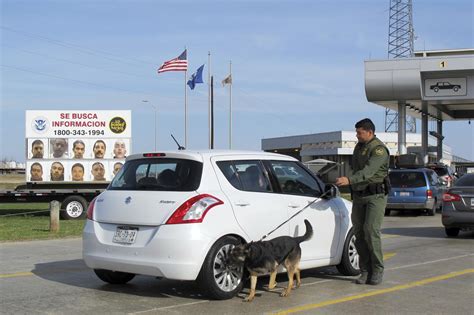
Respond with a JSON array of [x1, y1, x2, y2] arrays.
[[441, 173, 474, 237]]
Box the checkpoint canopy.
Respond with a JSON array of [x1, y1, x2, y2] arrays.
[[365, 49, 474, 121]]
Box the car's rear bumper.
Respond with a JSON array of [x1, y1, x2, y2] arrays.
[[387, 199, 434, 210], [442, 211, 474, 228], [82, 220, 213, 280]]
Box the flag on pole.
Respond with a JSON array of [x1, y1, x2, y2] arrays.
[[222, 74, 232, 86], [187, 64, 205, 90], [157, 50, 188, 73]]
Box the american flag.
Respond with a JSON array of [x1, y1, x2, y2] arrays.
[[157, 50, 188, 73]]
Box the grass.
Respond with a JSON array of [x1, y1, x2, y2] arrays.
[[1, 174, 85, 242], [0, 216, 85, 242], [0, 203, 85, 242], [0, 203, 50, 216]]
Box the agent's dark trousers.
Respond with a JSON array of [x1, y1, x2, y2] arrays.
[[351, 194, 387, 274]]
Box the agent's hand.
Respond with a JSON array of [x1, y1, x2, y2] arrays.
[[335, 176, 349, 187]]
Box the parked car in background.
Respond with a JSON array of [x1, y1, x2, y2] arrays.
[[386, 168, 443, 216], [442, 173, 474, 237], [427, 163, 455, 188], [83, 150, 359, 300]]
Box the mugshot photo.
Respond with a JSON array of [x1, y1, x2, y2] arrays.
[[91, 161, 108, 181], [70, 139, 89, 159], [28, 138, 48, 159], [28, 161, 45, 182], [110, 161, 124, 180], [49, 138, 69, 159]]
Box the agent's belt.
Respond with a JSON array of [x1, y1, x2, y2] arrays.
[[352, 182, 386, 197]]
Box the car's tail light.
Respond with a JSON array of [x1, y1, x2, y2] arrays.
[[443, 192, 461, 202], [86, 198, 96, 220], [166, 194, 223, 224], [426, 189, 433, 199]]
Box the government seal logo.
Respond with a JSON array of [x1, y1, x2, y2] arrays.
[[109, 117, 126, 134], [32, 116, 49, 134]]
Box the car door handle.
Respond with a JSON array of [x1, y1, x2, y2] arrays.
[[288, 203, 301, 208], [235, 201, 250, 207]]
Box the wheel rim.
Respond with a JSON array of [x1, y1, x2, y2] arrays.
[[348, 234, 359, 270], [65, 201, 84, 218], [212, 244, 243, 292]]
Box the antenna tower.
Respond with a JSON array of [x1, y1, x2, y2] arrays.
[[385, 0, 416, 133]]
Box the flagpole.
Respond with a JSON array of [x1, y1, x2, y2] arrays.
[[208, 51, 211, 149], [229, 61, 233, 149], [184, 68, 188, 149]]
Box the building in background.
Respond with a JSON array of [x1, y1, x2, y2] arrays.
[[262, 131, 454, 183]]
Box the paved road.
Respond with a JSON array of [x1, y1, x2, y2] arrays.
[[1, 213, 473, 314]]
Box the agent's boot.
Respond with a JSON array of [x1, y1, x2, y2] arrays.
[[368, 271, 383, 285], [355, 271, 369, 284]]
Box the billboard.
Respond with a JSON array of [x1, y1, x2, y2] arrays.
[[25, 110, 131, 183]]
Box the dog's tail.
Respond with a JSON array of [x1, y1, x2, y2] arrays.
[[295, 219, 313, 243]]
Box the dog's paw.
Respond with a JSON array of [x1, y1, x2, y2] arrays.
[[243, 296, 254, 302], [280, 290, 291, 297], [267, 282, 278, 290]]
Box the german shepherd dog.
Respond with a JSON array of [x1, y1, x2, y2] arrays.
[[228, 220, 313, 302]]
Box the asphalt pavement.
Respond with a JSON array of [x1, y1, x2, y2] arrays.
[[1, 213, 473, 314]]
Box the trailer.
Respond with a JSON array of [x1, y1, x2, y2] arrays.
[[0, 182, 108, 220]]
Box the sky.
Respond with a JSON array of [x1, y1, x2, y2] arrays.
[[1, 0, 473, 162]]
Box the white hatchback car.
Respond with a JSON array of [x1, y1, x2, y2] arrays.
[[83, 150, 359, 299]]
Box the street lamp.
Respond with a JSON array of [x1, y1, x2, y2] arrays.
[[142, 100, 157, 151]]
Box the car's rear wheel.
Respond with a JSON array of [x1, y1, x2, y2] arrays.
[[426, 202, 436, 216], [336, 229, 360, 276], [384, 208, 391, 216], [93, 269, 135, 284], [197, 236, 244, 300], [453, 86, 459, 92], [445, 227, 460, 237]]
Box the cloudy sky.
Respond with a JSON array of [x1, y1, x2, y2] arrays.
[[1, 0, 473, 161]]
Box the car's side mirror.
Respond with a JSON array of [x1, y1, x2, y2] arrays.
[[323, 183, 339, 199]]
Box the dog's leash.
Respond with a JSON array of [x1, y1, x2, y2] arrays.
[[259, 189, 331, 241]]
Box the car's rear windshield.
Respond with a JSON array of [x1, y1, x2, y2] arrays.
[[454, 175, 474, 187], [428, 166, 448, 176], [389, 171, 426, 188], [108, 158, 203, 191]]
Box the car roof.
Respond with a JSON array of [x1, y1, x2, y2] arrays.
[[125, 150, 297, 162]]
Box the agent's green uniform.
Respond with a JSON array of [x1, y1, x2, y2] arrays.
[[348, 136, 389, 275]]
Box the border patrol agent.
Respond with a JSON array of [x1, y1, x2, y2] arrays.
[[335, 118, 389, 285]]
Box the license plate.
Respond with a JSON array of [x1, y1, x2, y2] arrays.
[[113, 226, 138, 244], [400, 192, 410, 197]]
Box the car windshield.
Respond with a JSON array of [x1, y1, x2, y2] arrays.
[[389, 171, 426, 188], [428, 166, 449, 177], [454, 174, 474, 187], [108, 158, 203, 191]]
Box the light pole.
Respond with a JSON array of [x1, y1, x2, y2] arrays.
[[142, 100, 157, 151]]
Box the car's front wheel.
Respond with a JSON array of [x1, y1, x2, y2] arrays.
[[94, 269, 135, 284], [197, 236, 244, 300], [336, 229, 360, 276]]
